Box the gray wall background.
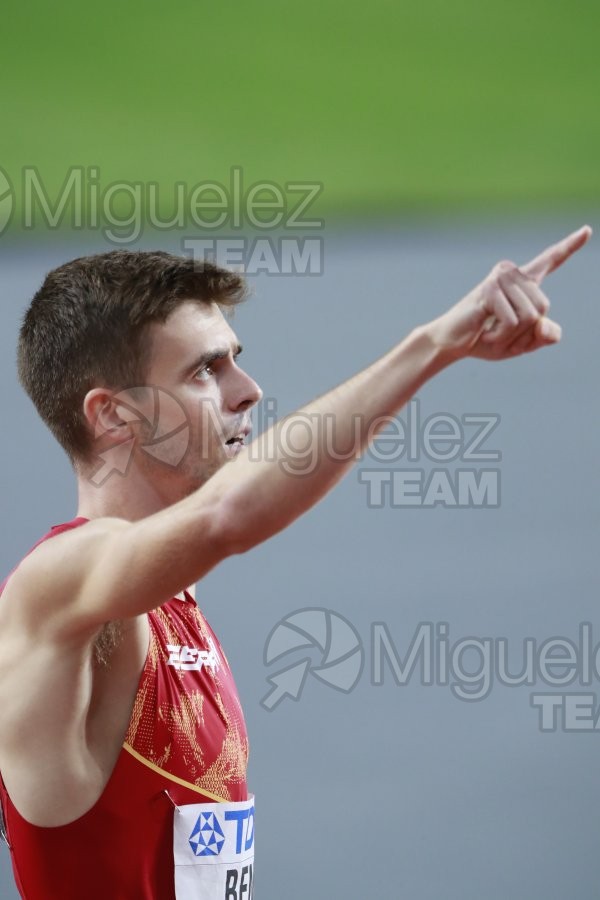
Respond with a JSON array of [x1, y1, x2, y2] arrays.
[[0, 221, 598, 898]]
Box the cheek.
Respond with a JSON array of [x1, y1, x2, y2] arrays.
[[143, 429, 191, 469], [184, 381, 223, 417], [182, 406, 227, 466], [194, 393, 228, 443], [176, 385, 231, 463]]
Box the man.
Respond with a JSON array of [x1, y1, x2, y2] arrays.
[[0, 226, 591, 899]]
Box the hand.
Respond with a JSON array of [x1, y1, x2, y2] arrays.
[[427, 225, 592, 361]]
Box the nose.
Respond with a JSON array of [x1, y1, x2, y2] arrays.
[[227, 364, 263, 413]]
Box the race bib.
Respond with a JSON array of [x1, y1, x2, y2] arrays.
[[173, 795, 255, 899]]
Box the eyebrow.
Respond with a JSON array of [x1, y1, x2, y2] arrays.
[[183, 342, 243, 378]]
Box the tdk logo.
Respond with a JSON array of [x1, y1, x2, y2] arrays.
[[225, 806, 254, 854], [188, 805, 255, 858], [189, 811, 225, 857]]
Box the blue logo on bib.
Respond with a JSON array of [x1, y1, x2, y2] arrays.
[[189, 811, 226, 856]]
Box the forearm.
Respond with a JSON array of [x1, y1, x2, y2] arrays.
[[200, 323, 454, 552]]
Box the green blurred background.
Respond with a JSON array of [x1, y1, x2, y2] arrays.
[[2, 0, 599, 226]]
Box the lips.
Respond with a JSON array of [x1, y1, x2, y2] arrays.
[[225, 427, 250, 444], [224, 424, 251, 450]]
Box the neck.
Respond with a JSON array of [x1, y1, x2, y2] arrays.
[[75, 460, 197, 522], [74, 468, 198, 601]]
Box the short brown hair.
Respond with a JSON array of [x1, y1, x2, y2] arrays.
[[17, 249, 247, 464]]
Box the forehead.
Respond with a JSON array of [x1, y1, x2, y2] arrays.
[[146, 300, 238, 368]]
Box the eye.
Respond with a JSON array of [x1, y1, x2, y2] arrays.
[[194, 365, 214, 383]]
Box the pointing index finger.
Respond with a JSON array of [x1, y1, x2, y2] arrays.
[[521, 225, 592, 284]]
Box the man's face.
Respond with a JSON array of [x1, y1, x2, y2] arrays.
[[124, 300, 262, 494]]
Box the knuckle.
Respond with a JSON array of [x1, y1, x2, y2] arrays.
[[513, 265, 531, 281], [480, 280, 495, 300], [522, 308, 539, 326], [494, 259, 516, 275]]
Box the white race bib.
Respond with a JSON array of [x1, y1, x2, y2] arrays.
[[173, 795, 255, 899]]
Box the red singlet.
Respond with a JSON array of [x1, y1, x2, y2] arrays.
[[0, 517, 249, 899]]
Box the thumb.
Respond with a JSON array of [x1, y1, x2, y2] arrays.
[[535, 316, 562, 344]]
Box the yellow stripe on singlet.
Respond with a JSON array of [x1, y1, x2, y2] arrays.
[[122, 742, 229, 803]]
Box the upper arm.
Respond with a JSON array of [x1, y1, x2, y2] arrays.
[[1, 494, 233, 643], [82, 494, 233, 627]]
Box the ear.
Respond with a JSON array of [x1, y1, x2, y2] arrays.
[[83, 387, 138, 444]]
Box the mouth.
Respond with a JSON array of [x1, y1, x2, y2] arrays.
[[224, 425, 251, 456]]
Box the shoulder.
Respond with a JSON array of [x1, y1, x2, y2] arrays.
[[0, 516, 129, 640]]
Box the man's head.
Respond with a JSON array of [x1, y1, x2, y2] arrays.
[[18, 250, 262, 497]]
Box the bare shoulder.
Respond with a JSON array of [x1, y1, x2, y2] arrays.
[[0, 494, 233, 647], [0, 516, 129, 643]]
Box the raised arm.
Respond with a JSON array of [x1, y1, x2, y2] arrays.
[[3, 226, 591, 643], [168, 225, 592, 554]]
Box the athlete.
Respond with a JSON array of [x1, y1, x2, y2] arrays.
[[0, 225, 592, 899]]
